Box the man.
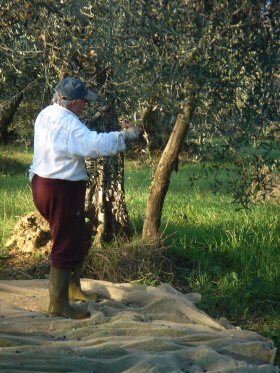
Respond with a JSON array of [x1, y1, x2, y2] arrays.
[[29, 77, 141, 319]]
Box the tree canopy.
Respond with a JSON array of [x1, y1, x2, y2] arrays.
[[1, 0, 279, 139], [1, 0, 279, 210]]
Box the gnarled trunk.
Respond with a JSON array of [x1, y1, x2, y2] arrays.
[[85, 106, 131, 247]]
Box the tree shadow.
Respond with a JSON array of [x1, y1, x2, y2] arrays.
[[162, 221, 280, 322], [0, 155, 29, 175]]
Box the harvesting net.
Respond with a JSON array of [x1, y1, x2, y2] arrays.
[[0, 279, 278, 372]]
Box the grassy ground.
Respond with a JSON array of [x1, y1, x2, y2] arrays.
[[125, 157, 280, 361], [0, 146, 34, 259], [0, 145, 279, 364]]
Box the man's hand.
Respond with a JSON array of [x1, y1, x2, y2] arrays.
[[121, 120, 142, 141]]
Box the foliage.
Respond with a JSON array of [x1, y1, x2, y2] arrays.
[[1, 1, 279, 139], [0, 0, 279, 208]]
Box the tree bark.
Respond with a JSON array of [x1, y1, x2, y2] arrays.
[[85, 106, 131, 247], [0, 93, 23, 144], [142, 100, 193, 243]]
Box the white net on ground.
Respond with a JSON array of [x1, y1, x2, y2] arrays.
[[0, 279, 278, 372]]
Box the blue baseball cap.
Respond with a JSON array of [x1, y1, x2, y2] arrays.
[[56, 77, 97, 101]]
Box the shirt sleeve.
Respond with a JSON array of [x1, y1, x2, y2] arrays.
[[67, 121, 127, 158]]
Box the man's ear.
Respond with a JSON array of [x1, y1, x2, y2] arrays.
[[68, 100, 76, 108]]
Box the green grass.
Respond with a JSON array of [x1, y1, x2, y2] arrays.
[[126, 161, 279, 309], [1, 145, 280, 362], [0, 146, 33, 257], [125, 158, 280, 360]]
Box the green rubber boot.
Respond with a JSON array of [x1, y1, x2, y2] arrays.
[[48, 266, 90, 319], [69, 261, 99, 302]]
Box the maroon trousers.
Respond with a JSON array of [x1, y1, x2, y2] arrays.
[[32, 175, 88, 270]]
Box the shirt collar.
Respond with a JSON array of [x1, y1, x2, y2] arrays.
[[53, 103, 80, 120]]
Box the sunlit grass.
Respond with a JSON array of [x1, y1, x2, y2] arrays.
[[0, 146, 33, 256]]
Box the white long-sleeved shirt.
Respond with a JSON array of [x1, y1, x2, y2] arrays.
[[29, 103, 127, 181]]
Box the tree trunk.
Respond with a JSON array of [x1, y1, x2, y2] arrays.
[[142, 100, 193, 243], [85, 106, 131, 247], [0, 93, 23, 144]]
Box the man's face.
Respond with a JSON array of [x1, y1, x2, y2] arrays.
[[69, 99, 88, 116]]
